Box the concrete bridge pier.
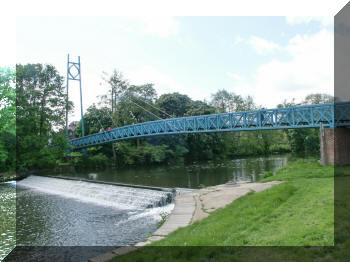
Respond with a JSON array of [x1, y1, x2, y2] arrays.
[[320, 126, 350, 166]]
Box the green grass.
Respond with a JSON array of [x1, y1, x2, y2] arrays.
[[110, 160, 350, 262], [149, 159, 334, 246]]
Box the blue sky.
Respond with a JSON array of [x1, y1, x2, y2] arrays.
[[15, 16, 334, 120]]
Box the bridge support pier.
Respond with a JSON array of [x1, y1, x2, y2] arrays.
[[320, 127, 350, 166]]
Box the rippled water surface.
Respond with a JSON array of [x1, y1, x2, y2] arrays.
[[0, 182, 16, 261], [16, 177, 174, 247], [1, 155, 290, 261]]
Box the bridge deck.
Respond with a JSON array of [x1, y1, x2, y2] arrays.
[[70, 102, 350, 149]]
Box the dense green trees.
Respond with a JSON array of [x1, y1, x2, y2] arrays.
[[73, 70, 320, 169], [2, 62, 330, 172], [0, 68, 16, 172], [156, 93, 192, 117], [277, 94, 333, 156], [16, 64, 71, 171], [67, 68, 330, 169], [211, 89, 255, 113]]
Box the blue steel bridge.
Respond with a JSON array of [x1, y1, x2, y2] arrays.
[[69, 102, 350, 150]]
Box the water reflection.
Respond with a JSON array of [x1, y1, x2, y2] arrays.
[[88, 173, 98, 180], [229, 156, 288, 183], [56, 155, 290, 189]]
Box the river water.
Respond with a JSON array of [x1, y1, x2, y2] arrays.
[[0, 182, 15, 261], [56, 155, 290, 188], [0, 154, 289, 261]]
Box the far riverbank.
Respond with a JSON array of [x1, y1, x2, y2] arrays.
[[0, 172, 22, 183]]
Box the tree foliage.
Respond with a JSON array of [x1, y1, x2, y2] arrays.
[[12, 63, 332, 171], [73, 71, 323, 168], [72, 70, 331, 168], [156, 93, 192, 117], [16, 64, 71, 171], [0, 68, 16, 171], [277, 95, 332, 156], [211, 89, 255, 113], [0, 68, 15, 133]]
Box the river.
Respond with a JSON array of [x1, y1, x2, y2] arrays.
[[0, 154, 290, 261], [55, 155, 290, 188], [0, 182, 15, 261]]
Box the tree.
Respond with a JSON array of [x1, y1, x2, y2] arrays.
[[211, 89, 234, 113], [75, 104, 114, 136], [0, 67, 16, 171], [277, 94, 333, 156], [97, 71, 161, 167], [129, 84, 157, 101], [156, 93, 192, 117], [303, 93, 334, 105], [236, 95, 255, 111], [185, 100, 215, 116], [277, 98, 298, 108], [103, 70, 129, 114], [0, 68, 15, 133], [16, 64, 71, 170], [211, 89, 256, 113]]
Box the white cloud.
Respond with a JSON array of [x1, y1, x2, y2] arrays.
[[248, 36, 281, 55], [0, 16, 16, 67], [141, 17, 179, 37], [286, 16, 333, 26], [233, 35, 244, 45], [124, 66, 184, 95], [233, 35, 281, 55], [120, 17, 180, 38], [226, 72, 244, 81], [124, 65, 216, 102], [230, 29, 333, 108]]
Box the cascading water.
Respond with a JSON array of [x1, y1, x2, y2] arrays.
[[15, 175, 175, 250], [17, 175, 174, 209]]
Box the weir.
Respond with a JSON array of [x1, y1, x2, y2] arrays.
[[17, 176, 174, 209]]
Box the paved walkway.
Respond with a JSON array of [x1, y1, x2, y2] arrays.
[[88, 181, 282, 262], [136, 192, 196, 246]]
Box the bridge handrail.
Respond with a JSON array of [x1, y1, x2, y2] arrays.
[[69, 102, 350, 148], [69, 102, 332, 141]]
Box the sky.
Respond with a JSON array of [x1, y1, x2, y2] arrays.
[[11, 16, 334, 120]]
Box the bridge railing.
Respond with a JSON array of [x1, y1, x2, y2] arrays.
[[69, 102, 350, 149]]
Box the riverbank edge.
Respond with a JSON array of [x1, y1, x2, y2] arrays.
[[88, 180, 283, 262], [4, 152, 293, 183], [0, 172, 28, 183], [48, 175, 176, 193]]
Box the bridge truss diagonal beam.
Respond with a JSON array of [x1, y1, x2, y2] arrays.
[[69, 102, 350, 149]]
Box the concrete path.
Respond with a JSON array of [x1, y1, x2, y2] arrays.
[[195, 181, 282, 216], [135, 180, 282, 246], [88, 181, 282, 261], [136, 192, 196, 246]]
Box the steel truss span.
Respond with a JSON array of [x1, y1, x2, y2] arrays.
[[70, 102, 350, 149]]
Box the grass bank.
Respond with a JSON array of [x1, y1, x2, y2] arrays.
[[110, 159, 349, 261], [150, 159, 334, 246]]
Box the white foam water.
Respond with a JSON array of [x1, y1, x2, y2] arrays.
[[17, 175, 174, 210], [2, 181, 16, 186]]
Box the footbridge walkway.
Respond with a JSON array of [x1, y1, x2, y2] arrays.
[[69, 102, 350, 150]]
